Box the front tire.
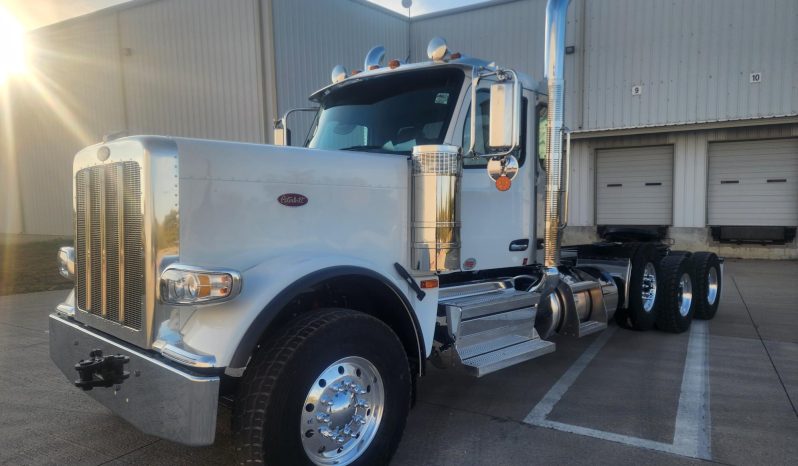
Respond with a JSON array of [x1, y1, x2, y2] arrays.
[[234, 309, 411, 465]]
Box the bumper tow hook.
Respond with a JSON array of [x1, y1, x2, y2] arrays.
[[74, 349, 131, 391]]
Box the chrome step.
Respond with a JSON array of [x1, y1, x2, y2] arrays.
[[441, 288, 539, 320], [437, 283, 555, 377], [577, 320, 607, 337], [457, 333, 531, 360], [461, 338, 555, 377], [438, 279, 514, 301]]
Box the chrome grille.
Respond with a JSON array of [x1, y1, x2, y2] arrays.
[[75, 162, 144, 330]]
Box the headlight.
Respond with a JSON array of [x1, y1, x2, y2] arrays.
[[57, 247, 75, 281], [160, 265, 241, 305]]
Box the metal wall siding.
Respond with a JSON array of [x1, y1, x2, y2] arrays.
[[409, 0, 589, 128], [119, 0, 265, 143], [10, 15, 127, 235], [583, 0, 798, 131], [568, 123, 798, 228], [0, 89, 24, 234], [409, 0, 546, 74], [272, 0, 409, 140]]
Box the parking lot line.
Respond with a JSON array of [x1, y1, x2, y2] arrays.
[[524, 321, 712, 461], [523, 326, 618, 422], [673, 320, 711, 460]]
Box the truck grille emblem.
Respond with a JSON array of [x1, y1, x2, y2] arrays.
[[278, 193, 308, 207]]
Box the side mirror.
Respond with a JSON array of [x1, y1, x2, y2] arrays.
[[488, 82, 516, 149], [272, 107, 319, 146], [273, 119, 291, 146]]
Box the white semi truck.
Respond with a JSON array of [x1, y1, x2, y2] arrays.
[[49, 1, 722, 464]]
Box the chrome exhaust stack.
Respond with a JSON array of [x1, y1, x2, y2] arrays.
[[543, 0, 571, 269]]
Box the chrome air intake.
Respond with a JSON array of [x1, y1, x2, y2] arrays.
[[410, 145, 462, 273], [543, 0, 571, 267]]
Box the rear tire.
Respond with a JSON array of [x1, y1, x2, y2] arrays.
[[627, 243, 662, 331], [690, 252, 721, 320], [233, 309, 411, 466], [656, 254, 695, 333], [613, 243, 660, 331]]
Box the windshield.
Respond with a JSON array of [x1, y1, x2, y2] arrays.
[[308, 68, 465, 154]]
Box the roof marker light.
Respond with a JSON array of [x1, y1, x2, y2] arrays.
[[364, 45, 386, 70], [388, 59, 400, 69], [427, 36, 448, 61], [331, 64, 347, 84]]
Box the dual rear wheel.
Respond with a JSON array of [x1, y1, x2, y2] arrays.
[[616, 245, 721, 334]]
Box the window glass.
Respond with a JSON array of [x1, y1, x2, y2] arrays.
[[308, 68, 464, 154], [462, 90, 491, 167], [537, 105, 548, 167]]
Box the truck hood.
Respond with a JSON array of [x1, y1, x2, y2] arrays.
[[173, 139, 410, 272]]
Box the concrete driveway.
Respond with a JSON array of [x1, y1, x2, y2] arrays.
[[1, 260, 796, 465]]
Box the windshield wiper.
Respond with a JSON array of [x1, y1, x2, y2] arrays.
[[338, 145, 387, 152]]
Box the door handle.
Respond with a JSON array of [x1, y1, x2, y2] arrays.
[[509, 239, 529, 252]]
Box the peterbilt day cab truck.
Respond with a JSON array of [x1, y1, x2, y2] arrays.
[[49, 1, 723, 464]]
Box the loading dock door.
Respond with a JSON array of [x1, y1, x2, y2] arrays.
[[708, 139, 798, 226], [596, 146, 674, 225]]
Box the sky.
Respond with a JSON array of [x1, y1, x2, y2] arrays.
[[368, 0, 490, 17], [1, 0, 492, 30]]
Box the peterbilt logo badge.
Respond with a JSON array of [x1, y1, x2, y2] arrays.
[[278, 193, 308, 207], [97, 146, 111, 161]]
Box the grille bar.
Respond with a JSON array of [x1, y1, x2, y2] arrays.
[[116, 165, 126, 325], [75, 162, 143, 331]]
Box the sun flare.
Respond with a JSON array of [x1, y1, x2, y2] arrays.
[[0, 6, 27, 83]]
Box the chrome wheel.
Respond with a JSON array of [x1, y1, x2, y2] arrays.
[[707, 267, 719, 306], [677, 272, 693, 317], [641, 262, 658, 313], [301, 356, 384, 466]]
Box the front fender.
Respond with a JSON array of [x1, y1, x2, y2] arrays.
[[177, 254, 426, 369]]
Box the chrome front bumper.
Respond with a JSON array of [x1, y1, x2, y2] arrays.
[[48, 314, 220, 446]]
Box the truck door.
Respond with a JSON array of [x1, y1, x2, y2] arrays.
[[453, 86, 536, 271]]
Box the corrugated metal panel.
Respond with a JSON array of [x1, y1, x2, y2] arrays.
[[409, 0, 583, 118], [409, 0, 546, 75], [0, 87, 23, 234], [272, 0, 409, 141], [596, 146, 673, 225], [119, 0, 265, 143], [583, 0, 798, 131], [11, 15, 127, 235], [708, 139, 798, 226]]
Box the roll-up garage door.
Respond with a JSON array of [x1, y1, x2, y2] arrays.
[[596, 146, 673, 225], [708, 139, 798, 226]]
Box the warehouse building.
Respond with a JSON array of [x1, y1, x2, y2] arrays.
[[1, 0, 796, 258]]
